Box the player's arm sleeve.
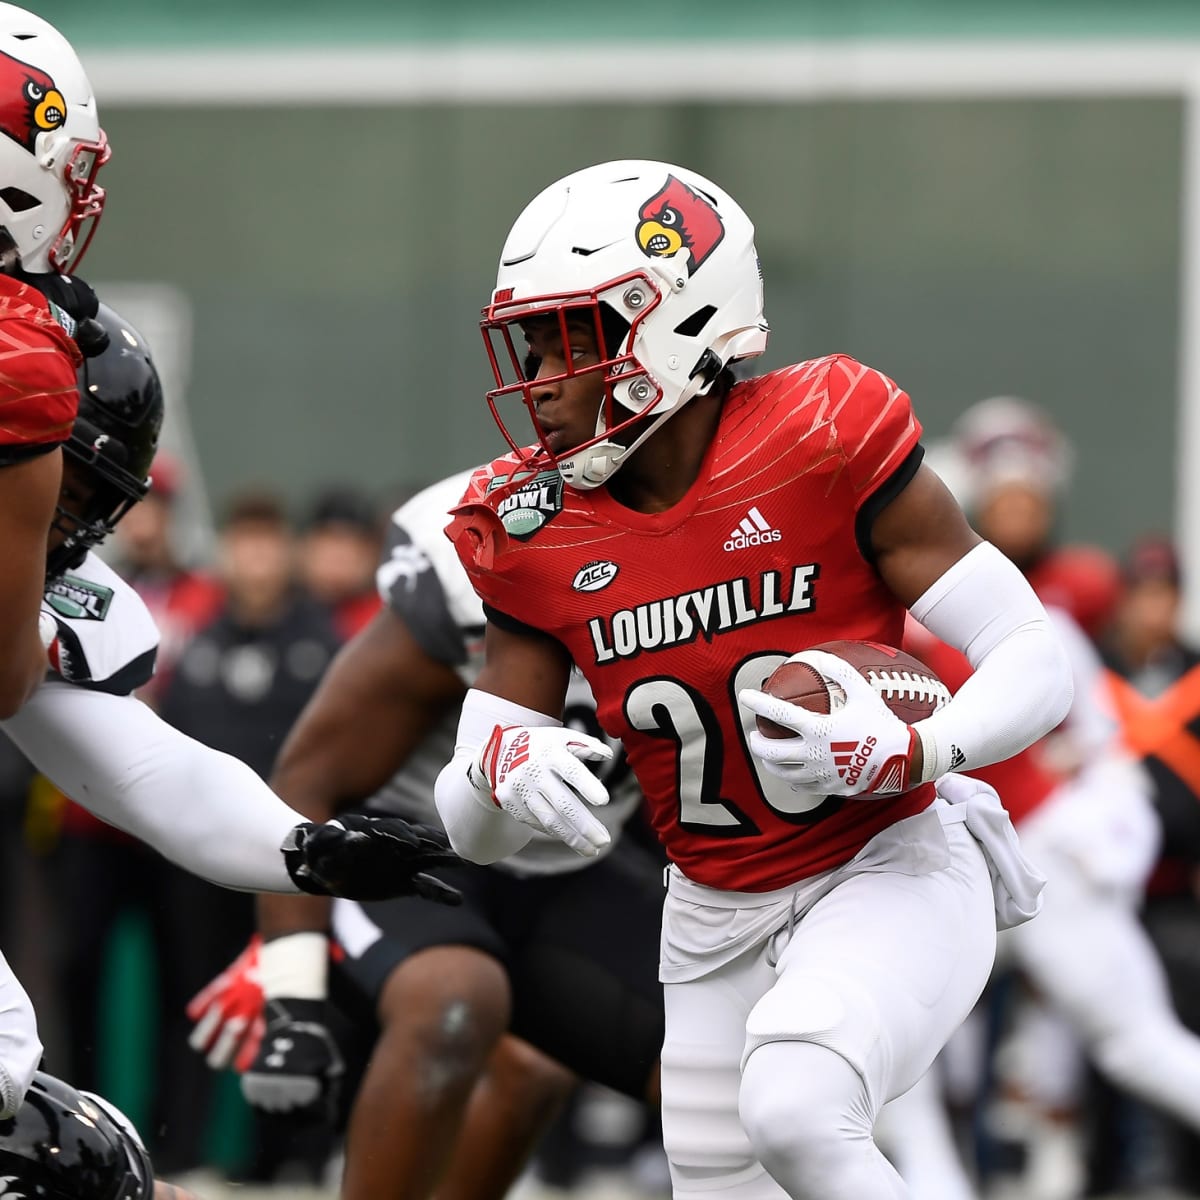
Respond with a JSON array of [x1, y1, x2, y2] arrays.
[[1, 683, 304, 892], [434, 688, 565, 863], [909, 541, 1074, 781]]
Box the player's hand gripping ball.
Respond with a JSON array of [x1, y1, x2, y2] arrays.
[[739, 640, 950, 797]]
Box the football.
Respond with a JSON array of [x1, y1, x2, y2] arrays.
[[754, 640, 951, 738]]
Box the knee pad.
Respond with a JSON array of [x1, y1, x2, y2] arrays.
[[0, 971, 41, 1119], [669, 1157, 787, 1200], [739, 1043, 881, 1200], [742, 972, 883, 1104], [660, 1040, 762, 1184]]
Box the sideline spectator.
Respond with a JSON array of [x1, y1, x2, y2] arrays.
[[160, 493, 341, 1182], [298, 489, 383, 642]]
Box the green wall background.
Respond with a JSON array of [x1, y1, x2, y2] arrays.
[[46, 0, 1200, 46], [79, 97, 1181, 551]]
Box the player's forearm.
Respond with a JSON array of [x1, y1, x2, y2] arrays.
[[257, 704, 364, 933], [436, 745, 534, 863], [2, 684, 304, 891], [910, 542, 1074, 781], [434, 686, 575, 864], [268, 748, 343, 822], [107, 736, 303, 891], [269, 606, 462, 821], [257, 889, 331, 939], [258, 720, 370, 934]]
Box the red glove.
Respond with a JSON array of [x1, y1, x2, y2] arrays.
[[186, 935, 265, 1073]]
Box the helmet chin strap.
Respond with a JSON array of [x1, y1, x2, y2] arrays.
[[555, 396, 702, 490], [558, 440, 624, 489], [554, 352, 727, 490], [555, 384, 651, 489]]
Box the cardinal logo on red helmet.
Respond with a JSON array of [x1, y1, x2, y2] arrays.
[[0, 51, 66, 153], [636, 175, 725, 276]]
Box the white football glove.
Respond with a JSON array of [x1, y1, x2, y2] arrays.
[[739, 649, 919, 797], [468, 723, 613, 857]]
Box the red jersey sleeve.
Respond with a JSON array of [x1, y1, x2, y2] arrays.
[[825, 355, 923, 506], [0, 275, 83, 466], [446, 455, 527, 583]]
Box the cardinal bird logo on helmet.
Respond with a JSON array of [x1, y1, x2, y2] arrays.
[[636, 175, 725, 276], [0, 51, 66, 153]]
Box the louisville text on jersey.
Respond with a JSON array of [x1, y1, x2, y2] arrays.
[[588, 564, 819, 663]]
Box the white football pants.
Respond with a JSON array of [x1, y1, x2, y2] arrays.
[[660, 806, 996, 1200], [0, 950, 40, 1118], [1004, 838, 1200, 1127], [878, 795, 1200, 1200]]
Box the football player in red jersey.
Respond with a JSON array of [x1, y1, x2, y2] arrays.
[[0, 4, 111, 718], [434, 160, 1074, 1200]]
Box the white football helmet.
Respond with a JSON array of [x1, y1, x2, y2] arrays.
[[482, 159, 769, 489], [0, 4, 107, 272]]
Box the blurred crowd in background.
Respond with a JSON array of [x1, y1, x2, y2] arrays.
[[0, 393, 1199, 1200]]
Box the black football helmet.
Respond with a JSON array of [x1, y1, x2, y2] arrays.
[[0, 1071, 153, 1200], [47, 302, 165, 579]]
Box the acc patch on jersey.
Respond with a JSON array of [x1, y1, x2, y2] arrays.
[[45, 573, 113, 621], [487, 469, 564, 541], [572, 561, 619, 592]]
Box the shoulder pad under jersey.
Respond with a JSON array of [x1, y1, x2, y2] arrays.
[[376, 469, 486, 675], [42, 553, 159, 694]]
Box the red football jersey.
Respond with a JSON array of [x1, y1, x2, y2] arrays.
[[0, 274, 82, 464], [449, 355, 937, 892]]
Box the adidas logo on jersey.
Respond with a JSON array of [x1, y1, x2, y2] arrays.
[[832, 737, 878, 788], [723, 506, 781, 551]]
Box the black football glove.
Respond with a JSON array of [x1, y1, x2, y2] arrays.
[[13, 268, 108, 356], [241, 997, 343, 1118], [282, 813, 464, 904]]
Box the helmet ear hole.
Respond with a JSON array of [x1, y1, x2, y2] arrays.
[[598, 304, 630, 360], [673, 305, 717, 338], [0, 187, 38, 212]]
